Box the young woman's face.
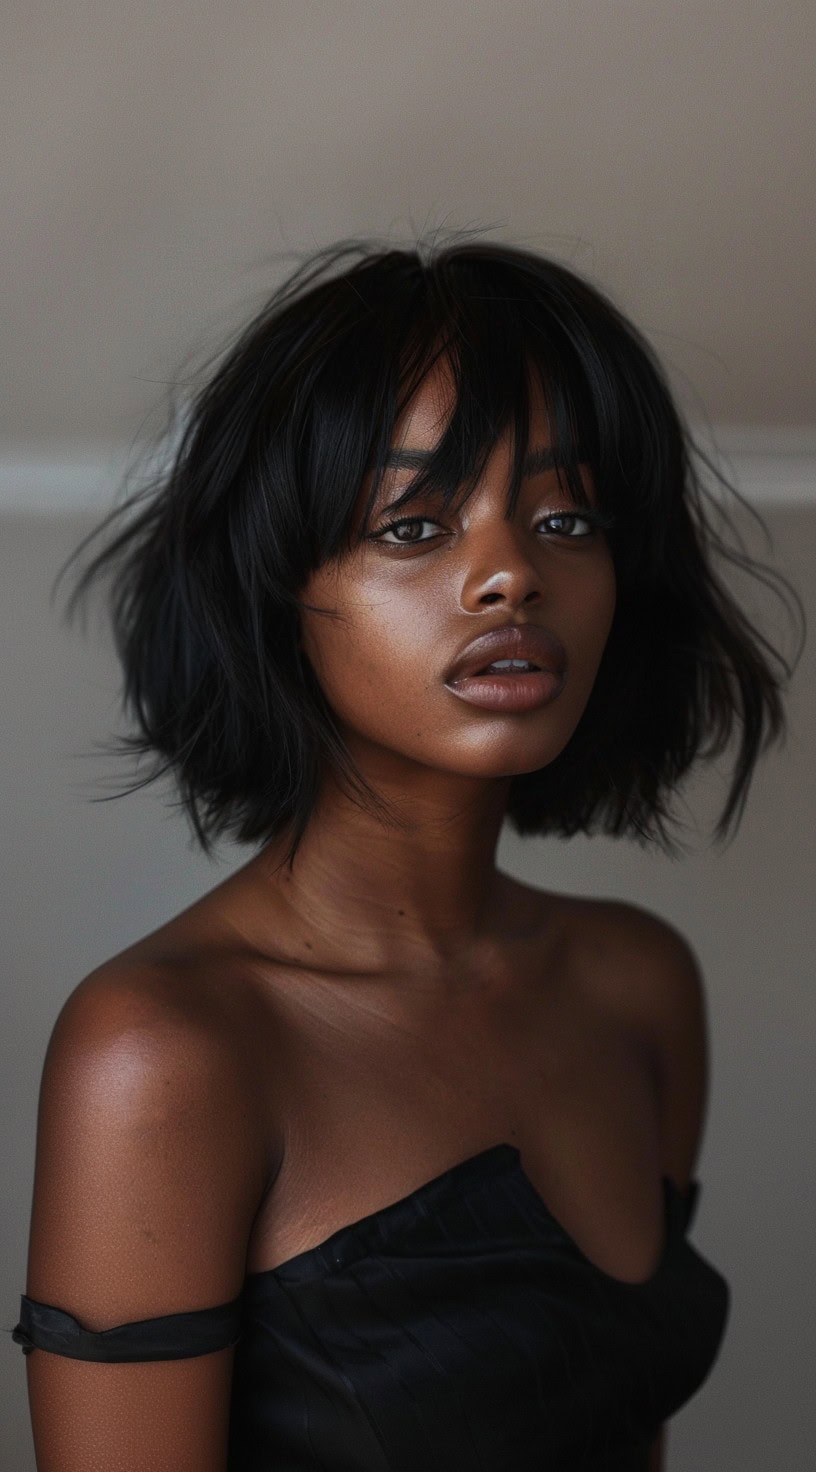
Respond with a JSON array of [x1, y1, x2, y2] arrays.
[[297, 354, 617, 784]]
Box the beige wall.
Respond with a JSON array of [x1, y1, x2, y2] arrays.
[[2, 2, 815, 441], [2, 505, 813, 1469]]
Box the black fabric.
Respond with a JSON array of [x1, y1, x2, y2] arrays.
[[12, 1293, 243, 1362], [13, 1143, 731, 1471]]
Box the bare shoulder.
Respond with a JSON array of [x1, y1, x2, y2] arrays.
[[23, 962, 271, 1472], [46, 959, 275, 1206], [509, 886, 710, 1193], [54, 958, 251, 1073], [505, 877, 706, 1045], [554, 893, 707, 1060], [562, 896, 711, 1188], [561, 895, 704, 1004], [510, 877, 702, 997]]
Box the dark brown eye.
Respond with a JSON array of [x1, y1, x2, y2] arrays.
[[373, 517, 440, 544], [541, 513, 594, 537]]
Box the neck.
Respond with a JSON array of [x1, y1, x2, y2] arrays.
[[244, 759, 515, 979]]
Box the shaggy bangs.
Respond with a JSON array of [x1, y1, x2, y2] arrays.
[[52, 234, 805, 868]]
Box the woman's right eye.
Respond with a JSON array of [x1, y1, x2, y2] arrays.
[[373, 517, 440, 544]]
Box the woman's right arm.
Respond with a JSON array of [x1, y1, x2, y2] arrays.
[[21, 967, 267, 1472]]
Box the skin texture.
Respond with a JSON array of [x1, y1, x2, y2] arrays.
[[240, 352, 617, 987]]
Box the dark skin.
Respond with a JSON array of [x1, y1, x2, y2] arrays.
[[222, 352, 617, 990], [211, 368, 673, 1470], [105, 356, 666, 1179], [27, 354, 684, 1468]]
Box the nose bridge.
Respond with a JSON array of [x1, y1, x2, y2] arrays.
[[456, 488, 547, 605], [457, 448, 520, 534], [458, 467, 529, 547]]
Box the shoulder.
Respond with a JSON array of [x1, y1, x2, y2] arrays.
[[528, 885, 704, 1007], [22, 962, 271, 1464], [565, 896, 705, 1010], [50, 960, 247, 1078], [43, 961, 275, 1203], [560, 896, 711, 1189]]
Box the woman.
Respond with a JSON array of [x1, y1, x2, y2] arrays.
[[10, 236, 803, 1470]]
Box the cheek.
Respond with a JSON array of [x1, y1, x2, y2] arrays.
[[299, 581, 427, 714], [561, 559, 616, 695], [586, 555, 617, 643]]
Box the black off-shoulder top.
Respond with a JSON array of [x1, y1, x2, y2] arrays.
[[12, 1142, 731, 1471]]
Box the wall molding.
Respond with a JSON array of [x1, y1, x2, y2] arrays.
[[0, 430, 814, 513]]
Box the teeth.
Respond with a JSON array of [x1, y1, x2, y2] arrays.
[[482, 659, 539, 673]]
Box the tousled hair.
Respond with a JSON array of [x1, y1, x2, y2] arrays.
[[52, 231, 805, 870]]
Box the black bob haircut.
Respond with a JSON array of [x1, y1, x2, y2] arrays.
[[52, 233, 805, 872]]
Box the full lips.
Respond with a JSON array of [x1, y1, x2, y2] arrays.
[[444, 668, 565, 712]]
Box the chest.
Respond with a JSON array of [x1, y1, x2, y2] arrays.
[[243, 958, 665, 1284]]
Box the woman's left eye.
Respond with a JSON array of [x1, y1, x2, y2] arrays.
[[539, 513, 596, 538], [373, 512, 599, 544]]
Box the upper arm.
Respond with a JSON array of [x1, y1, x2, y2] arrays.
[[582, 903, 709, 1470], [584, 900, 711, 1191], [626, 908, 710, 1191], [22, 968, 267, 1472]]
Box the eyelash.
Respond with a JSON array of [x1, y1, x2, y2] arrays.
[[371, 508, 615, 546]]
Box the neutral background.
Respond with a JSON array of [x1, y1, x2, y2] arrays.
[[2, 4, 814, 1469]]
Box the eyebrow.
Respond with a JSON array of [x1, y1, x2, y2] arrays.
[[382, 446, 572, 475]]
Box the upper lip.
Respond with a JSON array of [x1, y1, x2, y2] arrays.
[[444, 623, 567, 683]]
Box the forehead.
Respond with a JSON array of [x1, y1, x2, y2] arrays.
[[393, 352, 554, 449]]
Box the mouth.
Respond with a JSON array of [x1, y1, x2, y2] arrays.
[[443, 624, 568, 686], [444, 662, 565, 711], [467, 660, 544, 677]]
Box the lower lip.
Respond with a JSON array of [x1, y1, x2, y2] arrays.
[[444, 669, 565, 711]]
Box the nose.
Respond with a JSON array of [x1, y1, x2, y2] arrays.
[[458, 518, 547, 611], [479, 581, 542, 607]]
